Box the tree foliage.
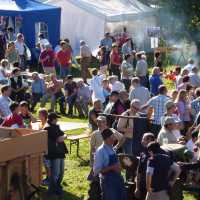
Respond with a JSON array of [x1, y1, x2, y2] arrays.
[[160, 0, 200, 33], [139, 0, 200, 48]]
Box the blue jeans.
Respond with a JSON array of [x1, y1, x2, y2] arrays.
[[60, 66, 69, 78], [48, 158, 65, 195], [123, 138, 133, 154]]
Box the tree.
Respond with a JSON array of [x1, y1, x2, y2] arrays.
[[149, 0, 200, 52]]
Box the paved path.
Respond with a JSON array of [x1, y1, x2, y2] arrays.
[[32, 121, 88, 131], [58, 121, 88, 131]]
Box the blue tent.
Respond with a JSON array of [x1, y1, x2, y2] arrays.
[[0, 0, 61, 49]]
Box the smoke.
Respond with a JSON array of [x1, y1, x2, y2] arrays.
[[158, 10, 199, 66], [166, 39, 198, 66]]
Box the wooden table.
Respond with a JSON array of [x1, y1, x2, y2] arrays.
[[67, 131, 91, 156]]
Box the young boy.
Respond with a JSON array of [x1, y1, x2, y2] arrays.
[[19, 101, 36, 129]]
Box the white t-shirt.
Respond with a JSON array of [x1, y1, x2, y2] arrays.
[[15, 41, 25, 55], [121, 60, 133, 79], [90, 75, 105, 103], [0, 67, 6, 81], [39, 38, 50, 50], [111, 81, 125, 92], [183, 63, 195, 72]]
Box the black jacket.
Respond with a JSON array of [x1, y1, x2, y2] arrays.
[[44, 123, 68, 159], [10, 76, 23, 90]]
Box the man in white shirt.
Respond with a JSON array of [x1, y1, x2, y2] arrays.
[[109, 75, 125, 92], [90, 69, 105, 104], [135, 53, 148, 87], [129, 77, 150, 105], [189, 66, 200, 87], [0, 85, 12, 118], [90, 116, 125, 166], [183, 58, 195, 72], [38, 33, 50, 51]]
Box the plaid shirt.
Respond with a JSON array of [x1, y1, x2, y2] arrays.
[[147, 95, 170, 125], [191, 98, 200, 117]]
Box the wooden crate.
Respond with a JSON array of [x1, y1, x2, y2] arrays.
[[27, 154, 43, 187], [0, 164, 7, 200], [0, 128, 47, 199], [0, 128, 47, 163]]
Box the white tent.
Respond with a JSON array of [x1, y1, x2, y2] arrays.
[[45, 0, 157, 54]]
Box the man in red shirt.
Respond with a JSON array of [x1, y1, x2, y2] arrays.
[[39, 44, 55, 75], [1, 102, 24, 128], [56, 41, 72, 78]]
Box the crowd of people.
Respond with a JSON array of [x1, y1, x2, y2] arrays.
[[0, 26, 200, 199]]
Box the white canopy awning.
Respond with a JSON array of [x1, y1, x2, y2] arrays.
[[66, 0, 155, 22]]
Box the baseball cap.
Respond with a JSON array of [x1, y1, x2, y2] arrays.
[[48, 112, 60, 121]]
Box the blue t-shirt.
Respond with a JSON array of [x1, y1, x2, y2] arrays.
[[149, 74, 162, 95], [93, 143, 116, 176], [147, 154, 173, 192]]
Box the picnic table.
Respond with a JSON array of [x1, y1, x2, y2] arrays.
[[67, 131, 91, 157]]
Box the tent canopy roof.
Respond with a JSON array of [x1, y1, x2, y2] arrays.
[[66, 0, 155, 22], [0, 0, 58, 13]]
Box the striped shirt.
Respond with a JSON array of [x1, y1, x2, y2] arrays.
[[147, 95, 170, 125]]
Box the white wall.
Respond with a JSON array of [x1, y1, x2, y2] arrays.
[[47, 0, 105, 55]]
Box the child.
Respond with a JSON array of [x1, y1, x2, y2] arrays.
[[1, 102, 24, 128], [38, 108, 50, 186], [38, 108, 48, 130], [19, 101, 36, 129], [102, 78, 111, 104]]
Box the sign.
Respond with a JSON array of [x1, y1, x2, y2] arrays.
[[151, 37, 159, 49], [147, 27, 160, 37]]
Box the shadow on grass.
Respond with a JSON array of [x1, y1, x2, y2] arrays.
[[40, 188, 83, 200], [78, 159, 90, 166]]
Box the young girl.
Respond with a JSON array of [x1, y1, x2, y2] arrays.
[[38, 108, 51, 186], [38, 108, 48, 130], [175, 89, 192, 135]]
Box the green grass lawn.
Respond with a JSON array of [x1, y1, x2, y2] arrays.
[[39, 125, 198, 200], [34, 73, 198, 200]]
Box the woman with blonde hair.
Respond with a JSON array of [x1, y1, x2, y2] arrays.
[[175, 89, 192, 135], [38, 108, 48, 130], [149, 67, 163, 96]]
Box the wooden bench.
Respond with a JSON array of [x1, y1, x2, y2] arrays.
[[67, 130, 91, 156]]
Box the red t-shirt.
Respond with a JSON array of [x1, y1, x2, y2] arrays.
[[1, 113, 24, 128], [40, 49, 55, 68], [111, 51, 121, 65], [56, 49, 71, 67]]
